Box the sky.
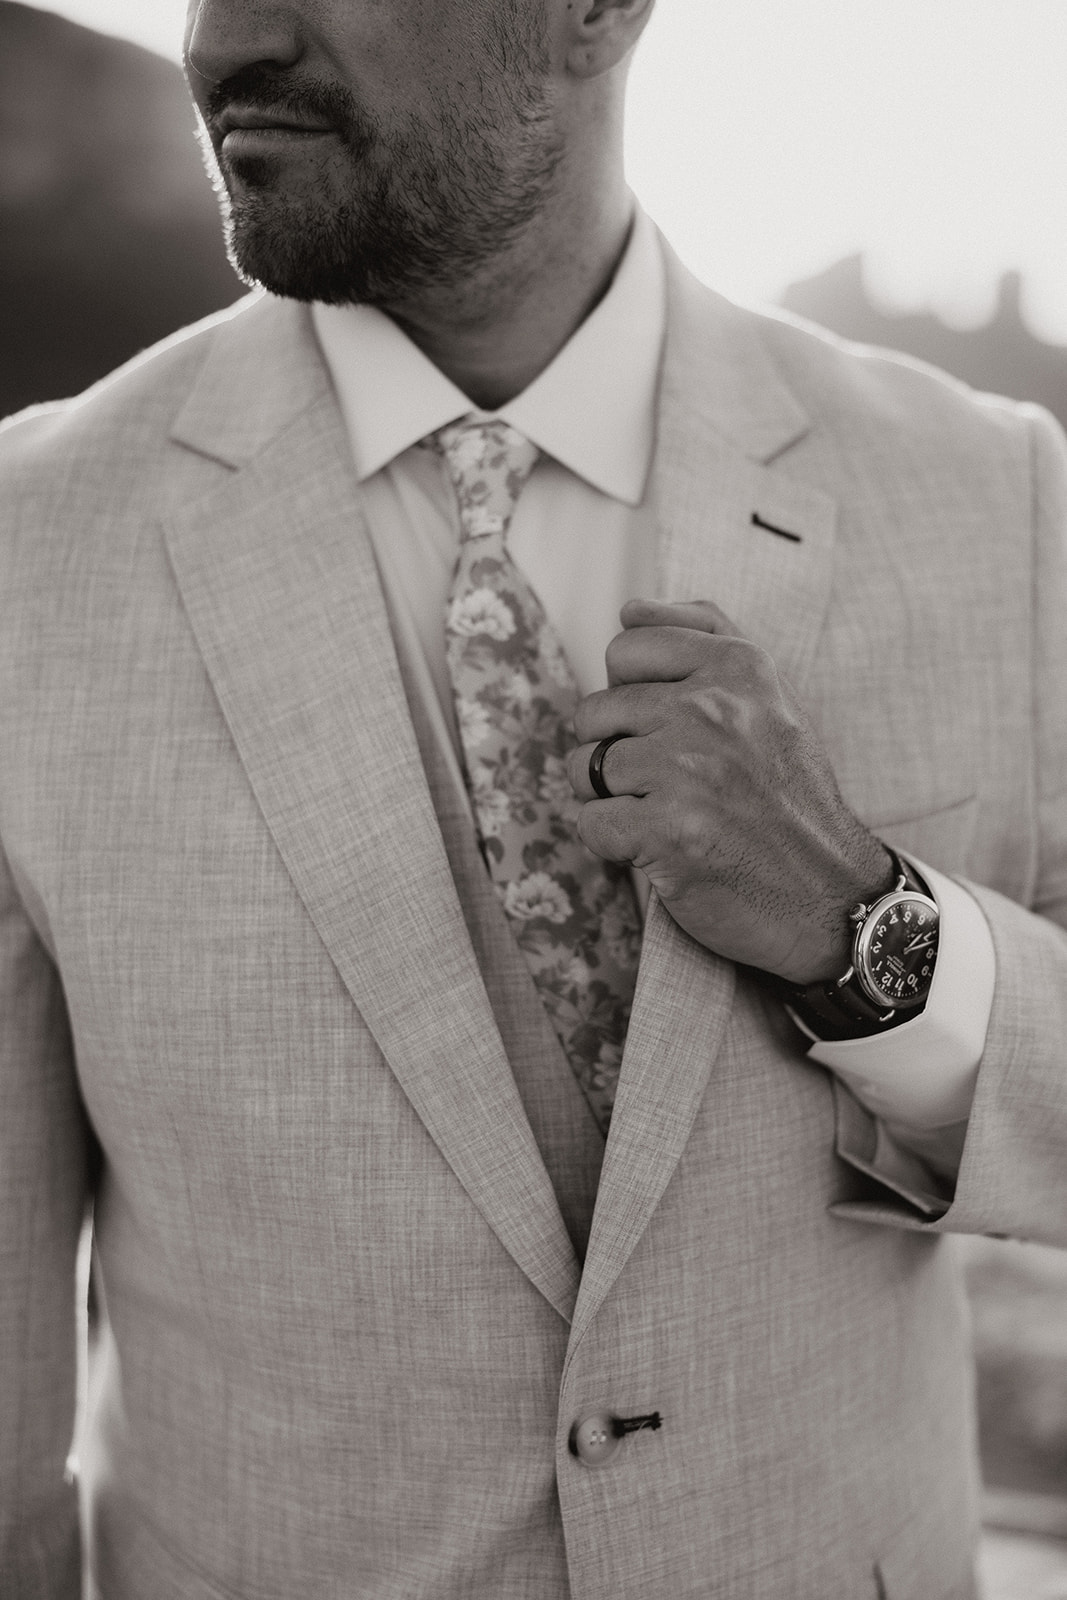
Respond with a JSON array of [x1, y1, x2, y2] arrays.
[[27, 0, 1067, 340]]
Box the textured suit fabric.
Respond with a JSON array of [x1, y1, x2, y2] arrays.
[[1, 237, 1066, 1599]]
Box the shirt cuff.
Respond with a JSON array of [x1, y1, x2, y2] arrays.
[[803, 859, 995, 1130]]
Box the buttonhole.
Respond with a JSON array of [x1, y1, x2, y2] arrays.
[[751, 512, 802, 543], [612, 1411, 662, 1437]]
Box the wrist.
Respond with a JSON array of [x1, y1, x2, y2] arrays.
[[775, 850, 941, 1041], [773, 836, 896, 987]]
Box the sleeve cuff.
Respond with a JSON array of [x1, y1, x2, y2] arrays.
[[805, 858, 995, 1129]]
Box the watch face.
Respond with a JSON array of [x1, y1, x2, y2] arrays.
[[859, 894, 939, 1009]]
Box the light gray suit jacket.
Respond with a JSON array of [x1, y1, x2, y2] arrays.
[[2, 243, 1066, 1600]]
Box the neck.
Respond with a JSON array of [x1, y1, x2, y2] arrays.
[[384, 178, 635, 410]]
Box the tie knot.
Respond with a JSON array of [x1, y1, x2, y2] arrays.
[[429, 418, 539, 541]]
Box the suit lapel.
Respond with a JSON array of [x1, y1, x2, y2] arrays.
[[164, 297, 580, 1323], [651, 240, 837, 688], [570, 244, 838, 1350]]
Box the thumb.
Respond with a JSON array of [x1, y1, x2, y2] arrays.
[[619, 597, 743, 636]]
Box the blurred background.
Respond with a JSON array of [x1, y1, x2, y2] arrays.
[[3, 1, 1066, 1592]]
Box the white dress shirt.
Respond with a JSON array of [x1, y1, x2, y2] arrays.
[[311, 207, 994, 1145]]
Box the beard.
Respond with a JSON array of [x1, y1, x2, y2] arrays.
[[198, 54, 563, 307]]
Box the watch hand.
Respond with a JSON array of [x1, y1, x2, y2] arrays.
[[903, 931, 936, 955]]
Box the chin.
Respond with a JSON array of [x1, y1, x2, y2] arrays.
[[222, 177, 466, 307], [223, 205, 395, 306]]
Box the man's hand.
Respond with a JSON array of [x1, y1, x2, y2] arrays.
[[567, 598, 892, 985]]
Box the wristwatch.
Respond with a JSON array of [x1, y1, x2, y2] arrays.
[[785, 851, 940, 1041]]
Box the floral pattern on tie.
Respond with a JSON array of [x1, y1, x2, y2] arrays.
[[431, 418, 642, 1132]]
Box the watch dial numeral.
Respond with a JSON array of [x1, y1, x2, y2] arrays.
[[860, 896, 938, 1010]]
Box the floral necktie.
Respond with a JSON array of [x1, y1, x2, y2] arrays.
[[431, 417, 642, 1133]]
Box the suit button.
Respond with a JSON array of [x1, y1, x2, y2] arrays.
[[569, 1412, 620, 1466]]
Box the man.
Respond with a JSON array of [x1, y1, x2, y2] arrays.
[[1, 0, 1065, 1593]]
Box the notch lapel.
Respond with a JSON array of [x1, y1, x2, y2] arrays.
[[570, 245, 838, 1350], [164, 298, 580, 1322]]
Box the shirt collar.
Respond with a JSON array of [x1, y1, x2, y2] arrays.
[[311, 205, 665, 506]]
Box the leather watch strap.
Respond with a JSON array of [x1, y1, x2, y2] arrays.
[[782, 851, 936, 1042]]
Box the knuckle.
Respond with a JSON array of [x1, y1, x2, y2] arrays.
[[565, 746, 584, 789], [577, 804, 611, 858], [684, 680, 736, 736], [749, 646, 779, 692], [661, 795, 709, 857], [734, 637, 778, 692], [715, 633, 764, 677], [574, 688, 611, 742], [603, 633, 628, 676], [584, 797, 636, 862]]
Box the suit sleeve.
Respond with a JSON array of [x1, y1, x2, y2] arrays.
[[0, 834, 90, 1595], [832, 402, 1067, 1243]]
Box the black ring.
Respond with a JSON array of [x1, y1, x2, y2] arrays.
[[588, 735, 624, 799]]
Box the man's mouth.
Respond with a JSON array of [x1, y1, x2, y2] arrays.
[[217, 104, 337, 149]]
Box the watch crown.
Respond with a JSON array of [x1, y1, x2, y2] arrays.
[[847, 902, 867, 924]]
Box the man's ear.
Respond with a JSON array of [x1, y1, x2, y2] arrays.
[[564, 0, 656, 79]]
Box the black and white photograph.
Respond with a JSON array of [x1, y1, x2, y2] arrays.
[[1, 2, 1066, 1596]]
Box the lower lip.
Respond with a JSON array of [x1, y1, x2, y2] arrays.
[[222, 127, 336, 156]]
